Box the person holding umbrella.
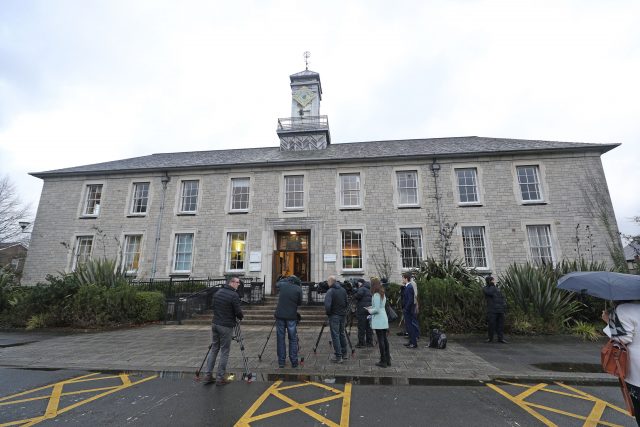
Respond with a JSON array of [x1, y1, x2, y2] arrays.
[[558, 271, 640, 423], [602, 302, 640, 424]]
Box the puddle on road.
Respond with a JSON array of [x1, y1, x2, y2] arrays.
[[11, 367, 62, 371], [0, 341, 36, 348], [531, 362, 603, 373]]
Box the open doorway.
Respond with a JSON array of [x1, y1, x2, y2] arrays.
[[273, 230, 310, 293]]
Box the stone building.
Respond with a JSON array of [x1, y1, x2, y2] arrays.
[[22, 68, 621, 292], [0, 242, 28, 278]]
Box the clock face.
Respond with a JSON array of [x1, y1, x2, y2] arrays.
[[293, 86, 316, 107]]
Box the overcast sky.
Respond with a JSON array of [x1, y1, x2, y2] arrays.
[[0, 0, 638, 237]]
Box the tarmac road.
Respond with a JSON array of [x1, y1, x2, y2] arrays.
[[0, 367, 635, 427]]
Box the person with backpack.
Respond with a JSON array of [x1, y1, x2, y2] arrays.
[[483, 276, 507, 343], [369, 278, 391, 367]]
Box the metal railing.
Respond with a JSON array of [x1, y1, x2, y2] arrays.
[[301, 282, 326, 306], [277, 115, 329, 131], [129, 277, 265, 324]]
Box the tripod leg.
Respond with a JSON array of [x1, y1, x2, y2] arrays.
[[313, 321, 327, 353], [195, 343, 213, 379], [235, 323, 253, 382], [258, 320, 276, 361], [344, 324, 355, 355]]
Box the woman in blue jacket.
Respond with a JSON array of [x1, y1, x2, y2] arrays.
[[370, 278, 390, 367]]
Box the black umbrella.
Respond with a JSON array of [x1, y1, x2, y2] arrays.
[[557, 271, 640, 300]]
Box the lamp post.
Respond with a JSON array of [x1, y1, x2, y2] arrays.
[[430, 159, 445, 263]]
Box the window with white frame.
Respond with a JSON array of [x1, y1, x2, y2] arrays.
[[226, 232, 247, 271], [456, 168, 479, 204], [396, 171, 418, 206], [517, 166, 543, 202], [83, 184, 103, 216], [527, 225, 553, 265], [400, 228, 423, 268], [341, 230, 363, 270], [130, 182, 150, 214], [284, 175, 304, 209], [10, 258, 20, 270], [340, 173, 361, 208], [173, 233, 194, 272], [180, 180, 199, 213], [122, 235, 143, 274], [461, 226, 488, 269], [72, 236, 94, 270], [230, 178, 250, 211]]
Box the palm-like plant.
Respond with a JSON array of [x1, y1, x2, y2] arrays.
[[73, 259, 128, 288]]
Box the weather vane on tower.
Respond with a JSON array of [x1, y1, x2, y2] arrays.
[[303, 51, 310, 70]]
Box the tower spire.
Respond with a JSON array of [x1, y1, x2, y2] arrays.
[[303, 51, 310, 71]]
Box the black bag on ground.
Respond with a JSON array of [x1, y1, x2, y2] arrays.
[[428, 329, 447, 349]]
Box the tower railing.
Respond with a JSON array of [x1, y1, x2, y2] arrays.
[[277, 115, 329, 131]]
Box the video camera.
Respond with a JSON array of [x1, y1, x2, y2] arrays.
[[315, 279, 356, 295]]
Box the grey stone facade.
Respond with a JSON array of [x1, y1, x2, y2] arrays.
[[22, 146, 620, 292]]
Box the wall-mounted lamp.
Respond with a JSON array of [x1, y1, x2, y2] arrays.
[[19, 221, 31, 232], [430, 159, 441, 175]]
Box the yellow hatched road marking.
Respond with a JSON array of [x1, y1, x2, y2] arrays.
[[0, 373, 157, 427], [235, 380, 352, 426], [487, 380, 633, 427]]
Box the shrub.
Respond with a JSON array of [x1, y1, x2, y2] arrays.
[[135, 291, 165, 322], [571, 320, 601, 341], [73, 259, 128, 288], [26, 313, 49, 330], [0, 267, 18, 312], [414, 257, 482, 287], [499, 263, 581, 333], [415, 276, 486, 333]]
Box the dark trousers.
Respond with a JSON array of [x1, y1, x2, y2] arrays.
[[375, 329, 390, 365], [276, 318, 298, 366], [329, 315, 348, 358], [357, 311, 373, 345], [627, 382, 640, 426], [403, 309, 418, 346], [487, 312, 505, 341], [206, 324, 232, 380]]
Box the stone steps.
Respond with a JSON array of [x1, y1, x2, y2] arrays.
[[182, 296, 327, 326]]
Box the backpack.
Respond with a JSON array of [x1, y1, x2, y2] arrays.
[[428, 329, 447, 349]]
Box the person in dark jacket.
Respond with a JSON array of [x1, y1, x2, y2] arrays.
[[353, 279, 373, 348], [324, 275, 348, 363], [274, 275, 303, 368], [483, 276, 507, 343], [401, 272, 418, 348], [203, 276, 244, 385]]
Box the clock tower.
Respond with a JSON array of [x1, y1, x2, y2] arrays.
[[277, 53, 331, 150]]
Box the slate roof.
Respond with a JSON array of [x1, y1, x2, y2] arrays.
[[625, 243, 640, 261], [31, 136, 619, 178]]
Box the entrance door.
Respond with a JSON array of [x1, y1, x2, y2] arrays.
[[273, 231, 310, 293]]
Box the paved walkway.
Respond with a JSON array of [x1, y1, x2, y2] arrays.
[[0, 324, 615, 384]]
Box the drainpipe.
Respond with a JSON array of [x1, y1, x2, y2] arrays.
[[430, 159, 444, 263], [151, 172, 170, 279]]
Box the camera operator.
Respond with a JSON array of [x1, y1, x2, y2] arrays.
[[274, 275, 303, 368], [324, 275, 349, 363], [353, 279, 373, 348]]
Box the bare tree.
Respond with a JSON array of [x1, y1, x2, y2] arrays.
[[0, 175, 32, 244]]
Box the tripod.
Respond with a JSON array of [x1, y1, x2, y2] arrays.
[[232, 321, 254, 382], [312, 317, 355, 356], [258, 320, 276, 361]]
